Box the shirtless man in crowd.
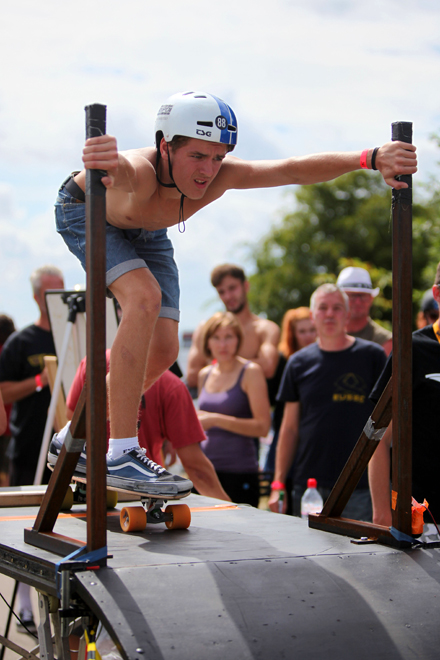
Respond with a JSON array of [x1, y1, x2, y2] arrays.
[[186, 264, 280, 398], [55, 90, 417, 491]]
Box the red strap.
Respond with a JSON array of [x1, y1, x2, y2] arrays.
[[360, 149, 369, 169]]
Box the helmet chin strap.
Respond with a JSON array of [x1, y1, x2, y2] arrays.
[[156, 145, 186, 233]]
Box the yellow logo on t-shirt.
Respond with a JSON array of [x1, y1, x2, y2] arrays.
[[332, 372, 367, 404], [27, 354, 50, 370]]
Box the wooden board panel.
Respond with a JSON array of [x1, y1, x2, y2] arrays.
[[0, 485, 48, 507]]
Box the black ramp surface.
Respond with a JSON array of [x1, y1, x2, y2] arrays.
[[74, 552, 440, 660], [72, 501, 440, 660], [0, 495, 439, 659]]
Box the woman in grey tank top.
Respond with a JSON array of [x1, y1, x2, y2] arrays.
[[197, 312, 271, 507]]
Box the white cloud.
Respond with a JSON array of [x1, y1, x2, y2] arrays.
[[0, 0, 439, 331]]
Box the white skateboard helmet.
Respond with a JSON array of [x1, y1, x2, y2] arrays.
[[155, 91, 238, 150]]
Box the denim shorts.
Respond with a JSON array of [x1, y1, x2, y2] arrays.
[[54, 179, 180, 321]]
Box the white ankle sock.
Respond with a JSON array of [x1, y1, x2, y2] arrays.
[[107, 437, 139, 460]]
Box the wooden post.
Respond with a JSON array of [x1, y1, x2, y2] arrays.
[[85, 104, 108, 555], [308, 122, 416, 548], [391, 121, 413, 536], [25, 108, 109, 559]]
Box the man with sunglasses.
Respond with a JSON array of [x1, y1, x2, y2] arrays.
[[337, 266, 392, 356]]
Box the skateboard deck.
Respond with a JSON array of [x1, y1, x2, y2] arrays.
[[70, 471, 192, 533]]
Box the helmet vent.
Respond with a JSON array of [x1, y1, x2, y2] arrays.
[[194, 95, 207, 98], [228, 125, 237, 132], [183, 91, 194, 96], [197, 121, 213, 127]]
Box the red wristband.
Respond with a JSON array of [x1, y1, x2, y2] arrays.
[[271, 480, 286, 491], [35, 374, 43, 391], [360, 149, 369, 169]]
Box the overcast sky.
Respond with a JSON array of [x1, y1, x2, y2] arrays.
[[1, 0, 439, 335]]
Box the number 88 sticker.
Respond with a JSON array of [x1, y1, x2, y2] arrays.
[[215, 116, 228, 130]]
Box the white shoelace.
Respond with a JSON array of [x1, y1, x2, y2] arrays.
[[133, 448, 167, 475]]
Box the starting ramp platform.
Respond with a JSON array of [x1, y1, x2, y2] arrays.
[[0, 492, 439, 660]]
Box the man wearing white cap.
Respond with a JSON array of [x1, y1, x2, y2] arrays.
[[336, 267, 392, 356]]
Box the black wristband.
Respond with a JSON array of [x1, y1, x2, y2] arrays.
[[371, 147, 379, 171]]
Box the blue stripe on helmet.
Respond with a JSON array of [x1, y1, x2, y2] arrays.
[[211, 94, 237, 146]]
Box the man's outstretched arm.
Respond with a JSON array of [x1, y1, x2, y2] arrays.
[[75, 135, 158, 210], [220, 141, 417, 192]]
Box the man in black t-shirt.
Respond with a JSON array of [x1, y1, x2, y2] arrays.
[[0, 265, 64, 486], [369, 264, 440, 524], [0, 265, 64, 633], [268, 284, 386, 520]]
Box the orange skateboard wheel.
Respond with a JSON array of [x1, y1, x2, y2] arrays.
[[120, 506, 147, 532], [165, 504, 191, 530]]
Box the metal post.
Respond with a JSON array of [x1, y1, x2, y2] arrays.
[[85, 104, 108, 555], [391, 121, 413, 536]]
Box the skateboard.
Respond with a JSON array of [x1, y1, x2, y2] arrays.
[[70, 472, 192, 533]]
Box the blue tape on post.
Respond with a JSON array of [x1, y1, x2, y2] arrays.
[[389, 527, 422, 547], [55, 545, 108, 597]]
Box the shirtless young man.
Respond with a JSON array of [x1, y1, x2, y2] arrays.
[[186, 264, 281, 395], [55, 91, 417, 492]]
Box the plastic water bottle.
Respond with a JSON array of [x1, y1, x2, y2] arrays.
[[301, 478, 323, 519]]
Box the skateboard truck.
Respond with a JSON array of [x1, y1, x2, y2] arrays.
[[146, 499, 167, 524]]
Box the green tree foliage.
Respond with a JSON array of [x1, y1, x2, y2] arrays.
[[248, 171, 438, 327]]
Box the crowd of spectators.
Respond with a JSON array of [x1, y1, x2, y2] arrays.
[[2, 259, 438, 634]]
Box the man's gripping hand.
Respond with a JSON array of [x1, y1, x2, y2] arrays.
[[82, 135, 119, 188], [376, 141, 417, 190]]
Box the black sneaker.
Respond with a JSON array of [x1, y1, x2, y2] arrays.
[[106, 447, 193, 495], [48, 428, 87, 472]]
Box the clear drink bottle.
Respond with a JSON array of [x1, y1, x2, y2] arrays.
[[300, 478, 323, 519]]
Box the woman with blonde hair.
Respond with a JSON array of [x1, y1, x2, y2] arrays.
[[197, 312, 271, 507]]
